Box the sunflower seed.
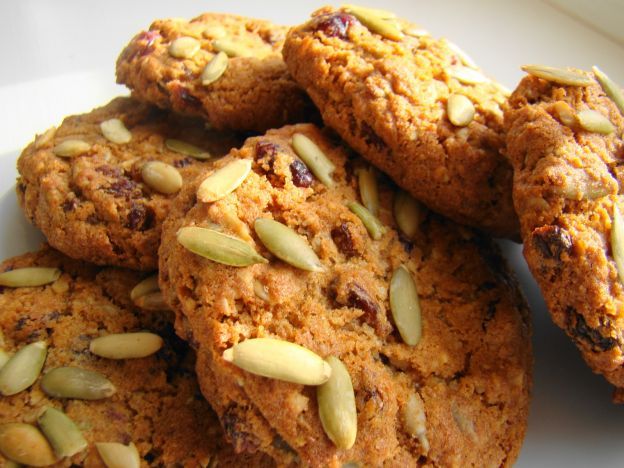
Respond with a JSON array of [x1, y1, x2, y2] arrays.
[[402, 27, 429, 37], [444, 40, 478, 69], [317, 356, 357, 449], [0, 267, 61, 287], [100, 118, 132, 144], [390, 265, 422, 345], [521, 65, 593, 86], [96, 442, 140, 468], [0, 341, 47, 396], [404, 393, 430, 452], [552, 101, 578, 127], [52, 139, 91, 158], [89, 332, 163, 359], [142, 161, 183, 194], [203, 25, 227, 39], [357, 167, 379, 215], [447, 94, 475, 126], [130, 275, 159, 301], [343, 4, 396, 19], [0, 349, 9, 369], [177, 226, 267, 266], [291, 133, 336, 187], [197, 159, 252, 203], [38, 407, 87, 458], [201, 51, 228, 85], [446, 66, 489, 85], [593, 66, 624, 116], [0, 423, 56, 466], [348, 202, 385, 240], [612, 204, 624, 285], [393, 191, 420, 239], [451, 403, 477, 442], [577, 109, 615, 134], [35, 126, 57, 149], [344, 5, 403, 41], [165, 139, 212, 160], [41, 367, 116, 400], [253, 279, 270, 301], [254, 218, 324, 272], [213, 38, 254, 57], [134, 291, 169, 311], [223, 338, 331, 385], [168, 36, 200, 59]]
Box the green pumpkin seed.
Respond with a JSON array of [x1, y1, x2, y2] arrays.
[[213, 38, 254, 57], [90, 332, 163, 359], [521, 65, 593, 86], [0, 423, 56, 466], [41, 367, 116, 400], [142, 161, 183, 195], [201, 51, 228, 85], [612, 205, 624, 285], [343, 4, 396, 19], [593, 66, 624, 116], [357, 167, 379, 216], [197, 159, 252, 203], [344, 5, 403, 41], [222, 338, 331, 385], [317, 356, 357, 449], [0, 341, 47, 396], [134, 292, 169, 311], [53, 139, 91, 157], [177, 226, 267, 266], [291, 133, 336, 187], [447, 94, 475, 127], [168, 36, 200, 59], [348, 202, 385, 240], [254, 218, 324, 272], [96, 442, 140, 468], [165, 139, 212, 160], [446, 66, 489, 85], [100, 118, 132, 144], [577, 109, 615, 134], [130, 275, 159, 301], [38, 407, 87, 458], [0, 267, 61, 287], [393, 191, 420, 239], [390, 266, 422, 345]]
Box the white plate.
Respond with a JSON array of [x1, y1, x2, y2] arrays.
[[2, 1, 624, 466]]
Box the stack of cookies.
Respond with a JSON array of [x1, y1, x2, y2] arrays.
[[1, 4, 622, 467]]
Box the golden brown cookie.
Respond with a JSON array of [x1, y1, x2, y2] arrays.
[[116, 13, 316, 132], [17, 97, 241, 270], [282, 6, 518, 238], [0, 246, 272, 467], [159, 123, 532, 466], [505, 65, 624, 396]]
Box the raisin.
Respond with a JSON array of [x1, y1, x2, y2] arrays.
[[360, 121, 386, 151], [331, 223, 359, 257], [256, 141, 278, 160], [222, 406, 260, 453], [290, 160, 313, 187], [171, 83, 201, 108], [86, 213, 99, 225], [568, 307, 617, 351], [313, 13, 356, 39], [173, 157, 194, 168], [15, 316, 28, 331], [347, 283, 380, 321], [62, 198, 78, 212], [96, 165, 123, 178], [126, 203, 154, 231], [107, 178, 140, 198], [532, 225, 572, 260]]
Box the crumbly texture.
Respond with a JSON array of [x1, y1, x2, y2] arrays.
[[282, 7, 518, 238], [17, 97, 241, 270], [159, 123, 532, 467], [116, 13, 316, 132], [505, 70, 624, 393], [0, 247, 272, 467]]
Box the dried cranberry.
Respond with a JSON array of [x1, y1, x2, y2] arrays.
[[139, 30, 161, 56], [313, 13, 356, 39], [532, 225, 572, 260], [290, 160, 313, 187], [331, 223, 359, 257]]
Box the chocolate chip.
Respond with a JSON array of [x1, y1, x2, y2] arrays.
[[313, 13, 356, 39], [62, 198, 79, 212], [331, 223, 359, 257], [222, 405, 260, 453], [290, 160, 313, 187], [532, 225, 573, 260], [568, 307, 617, 352]]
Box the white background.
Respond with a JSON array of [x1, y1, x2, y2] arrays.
[[1, 1, 623, 466]]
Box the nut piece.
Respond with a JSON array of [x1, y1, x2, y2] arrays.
[[177, 226, 267, 266], [168, 36, 200, 59], [130, 274, 159, 302], [521, 65, 593, 86], [348, 202, 386, 240], [41, 366, 116, 400], [53, 139, 91, 157], [393, 190, 420, 239], [357, 167, 379, 215], [201, 51, 228, 85], [100, 118, 132, 144], [577, 109, 615, 134], [0, 341, 47, 396], [142, 161, 183, 195], [212, 38, 254, 57], [0, 267, 61, 287], [344, 5, 402, 41], [254, 218, 324, 272], [403, 393, 430, 452], [197, 159, 252, 203], [593, 66, 624, 115], [222, 338, 331, 385], [89, 332, 163, 359], [291, 133, 336, 187], [96, 442, 140, 468], [38, 407, 87, 458], [447, 94, 475, 127], [390, 265, 422, 345], [611, 204, 624, 285], [446, 66, 489, 85], [317, 356, 357, 450], [165, 138, 212, 160], [0, 423, 57, 466]]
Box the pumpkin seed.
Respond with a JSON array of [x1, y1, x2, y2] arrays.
[[445, 40, 477, 69], [612, 204, 624, 285], [0, 423, 56, 466], [0, 341, 47, 396], [165, 138, 212, 160], [317, 356, 357, 449], [577, 109, 615, 134], [446, 66, 489, 85], [134, 292, 169, 311], [222, 338, 331, 385], [254, 218, 324, 272], [130, 275, 159, 301], [197, 159, 252, 203], [344, 5, 403, 41], [168, 36, 200, 59], [41, 367, 116, 400], [357, 167, 379, 215], [0, 267, 61, 287], [0, 349, 9, 369], [404, 393, 430, 452], [521, 65, 593, 86], [96, 442, 140, 468], [390, 266, 422, 345], [348, 202, 385, 240], [203, 25, 227, 39], [89, 332, 163, 359], [447, 94, 475, 127], [142, 161, 183, 195], [202, 51, 228, 85], [291, 133, 336, 187], [177, 226, 267, 266], [343, 4, 396, 19], [100, 118, 132, 144], [393, 190, 420, 239], [213, 38, 254, 57], [38, 407, 87, 458], [593, 66, 624, 115], [53, 139, 91, 157]]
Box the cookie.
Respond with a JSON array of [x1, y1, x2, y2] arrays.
[[505, 65, 624, 395], [159, 123, 532, 466], [282, 6, 518, 238], [116, 13, 315, 132], [0, 247, 272, 467], [17, 96, 241, 270]]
